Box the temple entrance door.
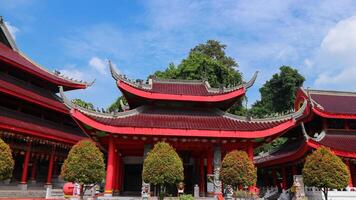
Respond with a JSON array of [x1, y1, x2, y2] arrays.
[[179, 151, 199, 195], [123, 164, 142, 195], [122, 155, 144, 196]]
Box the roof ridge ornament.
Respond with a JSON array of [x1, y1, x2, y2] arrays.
[[222, 99, 307, 122], [119, 99, 130, 111], [243, 71, 258, 89], [301, 122, 310, 140], [0, 16, 19, 51], [59, 86, 143, 118]]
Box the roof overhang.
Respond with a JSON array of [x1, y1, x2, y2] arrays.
[[69, 108, 297, 139], [118, 79, 246, 109], [0, 76, 68, 113], [0, 114, 83, 144]]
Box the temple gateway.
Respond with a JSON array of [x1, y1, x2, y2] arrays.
[[0, 17, 355, 197]]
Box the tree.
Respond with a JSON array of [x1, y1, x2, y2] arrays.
[[107, 96, 127, 113], [254, 137, 288, 155], [152, 40, 242, 88], [250, 66, 305, 117], [220, 150, 257, 189], [0, 138, 14, 181], [142, 142, 184, 197], [72, 99, 95, 110], [302, 147, 350, 200], [61, 139, 105, 199]]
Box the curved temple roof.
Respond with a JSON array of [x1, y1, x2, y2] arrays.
[[109, 61, 258, 109], [0, 18, 93, 91], [59, 86, 308, 139], [255, 124, 356, 167], [299, 88, 356, 119]]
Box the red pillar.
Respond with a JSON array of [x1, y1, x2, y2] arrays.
[[20, 142, 31, 184], [119, 156, 124, 192], [46, 151, 55, 185], [282, 167, 287, 189], [112, 150, 118, 193], [105, 135, 115, 196], [30, 158, 37, 182], [115, 154, 122, 192], [345, 160, 353, 187], [272, 168, 277, 187], [199, 156, 205, 195], [247, 142, 254, 161], [247, 142, 255, 191], [207, 149, 213, 175]]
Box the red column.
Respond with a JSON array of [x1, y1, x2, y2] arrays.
[[345, 160, 353, 187], [282, 167, 287, 189], [30, 158, 37, 182], [112, 150, 117, 193], [115, 154, 121, 192], [46, 151, 55, 185], [272, 168, 277, 187], [199, 156, 205, 195], [207, 149, 213, 175], [119, 156, 124, 192], [247, 142, 255, 192], [20, 142, 31, 184], [105, 135, 115, 196], [247, 142, 254, 161]]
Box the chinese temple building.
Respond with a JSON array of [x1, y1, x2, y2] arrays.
[[0, 18, 90, 190], [255, 88, 356, 190], [59, 63, 309, 196], [0, 16, 355, 198]]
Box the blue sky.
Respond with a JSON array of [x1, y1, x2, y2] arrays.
[[2, 0, 356, 109]]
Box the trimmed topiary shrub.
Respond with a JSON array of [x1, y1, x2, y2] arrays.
[[61, 139, 105, 199], [220, 150, 257, 189], [0, 138, 14, 181], [179, 194, 194, 200], [303, 147, 350, 200], [142, 142, 184, 198]]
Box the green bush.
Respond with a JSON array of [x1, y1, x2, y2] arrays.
[[0, 138, 14, 181], [303, 147, 350, 200], [179, 194, 194, 200], [61, 139, 105, 198], [221, 150, 257, 188], [142, 142, 184, 198]]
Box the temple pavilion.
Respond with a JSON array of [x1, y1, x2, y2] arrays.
[[0, 16, 355, 197], [0, 17, 90, 190], [59, 63, 308, 196], [255, 88, 356, 190]]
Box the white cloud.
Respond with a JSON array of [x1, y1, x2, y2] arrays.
[[5, 22, 19, 40], [58, 1, 356, 106], [311, 15, 356, 90], [89, 57, 107, 75], [59, 69, 85, 81], [315, 67, 356, 90]]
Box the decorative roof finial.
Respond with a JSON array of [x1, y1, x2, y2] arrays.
[[108, 59, 121, 81], [244, 71, 258, 89]]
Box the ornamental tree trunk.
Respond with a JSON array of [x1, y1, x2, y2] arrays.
[[80, 184, 84, 200], [322, 187, 328, 200]]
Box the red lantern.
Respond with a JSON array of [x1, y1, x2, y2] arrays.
[[63, 182, 75, 196]]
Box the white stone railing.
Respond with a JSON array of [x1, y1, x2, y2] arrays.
[[305, 186, 356, 200]]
